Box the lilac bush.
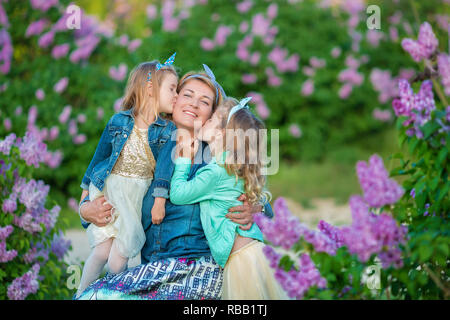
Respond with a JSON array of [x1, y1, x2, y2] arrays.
[[0, 131, 72, 300], [255, 19, 449, 300]]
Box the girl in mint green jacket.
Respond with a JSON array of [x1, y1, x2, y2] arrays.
[[170, 97, 288, 300]]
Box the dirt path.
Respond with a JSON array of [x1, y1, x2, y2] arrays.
[[63, 198, 352, 265], [283, 197, 352, 228]]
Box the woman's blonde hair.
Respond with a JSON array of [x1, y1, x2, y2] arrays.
[[215, 97, 272, 206], [178, 71, 224, 112], [121, 61, 178, 119]]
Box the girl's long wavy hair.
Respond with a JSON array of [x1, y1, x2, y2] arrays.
[[215, 98, 272, 206], [121, 61, 178, 120]]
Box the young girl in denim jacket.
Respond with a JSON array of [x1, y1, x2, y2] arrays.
[[170, 97, 288, 300], [75, 54, 178, 297]]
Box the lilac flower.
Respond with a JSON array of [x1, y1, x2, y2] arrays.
[[16, 179, 49, 211], [241, 73, 257, 84], [356, 154, 404, 208], [317, 220, 344, 248], [54, 77, 69, 93], [35, 89, 45, 100], [0, 133, 16, 155], [17, 131, 47, 168], [401, 22, 438, 62], [251, 13, 270, 37], [0, 241, 18, 263], [338, 83, 353, 99], [146, 5, 157, 20], [0, 2, 8, 27], [128, 39, 142, 53], [288, 124, 302, 138], [68, 120, 78, 136], [249, 93, 271, 120], [109, 63, 128, 81], [38, 31, 55, 48], [410, 188, 415, 199], [236, 0, 253, 13], [2, 193, 17, 213], [200, 38, 215, 51], [0, 29, 13, 74], [58, 105, 72, 124], [77, 113, 87, 123], [214, 25, 232, 46], [338, 68, 364, 86], [265, 67, 282, 87], [44, 150, 63, 168], [13, 212, 43, 233], [331, 47, 341, 58], [27, 105, 38, 126], [30, 0, 59, 12], [51, 231, 71, 259], [239, 21, 249, 33], [97, 107, 104, 120], [391, 79, 436, 138], [15, 106, 22, 116], [51, 43, 70, 59], [254, 197, 304, 249], [0, 225, 14, 241], [267, 3, 278, 20], [437, 53, 450, 96], [372, 108, 392, 122], [370, 69, 398, 103], [114, 97, 123, 112], [7, 263, 40, 300], [25, 19, 49, 37], [301, 79, 314, 96], [267, 251, 327, 300], [73, 134, 87, 145], [4, 118, 11, 130], [366, 29, 384, 47]]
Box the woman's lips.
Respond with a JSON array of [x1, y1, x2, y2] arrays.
[[183, 110, 198, 118]]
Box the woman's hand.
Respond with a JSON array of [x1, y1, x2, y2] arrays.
[[80, 195, 114, 227], [225, 194, 263, 231], [151, 197, 166, 224]]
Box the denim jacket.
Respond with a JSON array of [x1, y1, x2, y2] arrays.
[[140, 139, 274, 263], [80, 108, 176, 198]]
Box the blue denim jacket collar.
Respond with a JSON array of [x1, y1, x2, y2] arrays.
[[118, 107, 169, 127]]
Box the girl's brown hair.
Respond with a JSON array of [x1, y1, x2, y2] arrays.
[[215, 97, 271, 205], [178, 71, 224, 112], [121, 61, 178, 119]]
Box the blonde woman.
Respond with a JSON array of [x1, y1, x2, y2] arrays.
[[76, 54, 178, 297], [170, 97, 288, 300]]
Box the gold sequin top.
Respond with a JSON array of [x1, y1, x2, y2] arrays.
[[111, 125, 156, 179]]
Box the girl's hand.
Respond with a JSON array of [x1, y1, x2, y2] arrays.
[[225, 194, 259, 231], [151, 197, 166, 224]]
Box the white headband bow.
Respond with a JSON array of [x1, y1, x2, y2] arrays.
[[226, 97, 252, 125]]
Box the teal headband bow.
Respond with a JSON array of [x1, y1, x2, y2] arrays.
[[180, 64, 226, 104], [147, 52, 176, 81], [226, 97, 252, 125]]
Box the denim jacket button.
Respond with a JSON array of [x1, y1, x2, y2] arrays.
[[115, 152, 118, 155], [124, 134, 127, 138]]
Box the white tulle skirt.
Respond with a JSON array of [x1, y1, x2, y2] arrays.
[[87, 173, 152, 259]]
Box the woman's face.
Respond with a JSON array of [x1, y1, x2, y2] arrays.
[[172, 79, 215, 133]]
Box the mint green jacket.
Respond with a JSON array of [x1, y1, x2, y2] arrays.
[[170, 153, 264, 268]]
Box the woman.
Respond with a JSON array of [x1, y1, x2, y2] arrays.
[[76, 66, 273, 300]]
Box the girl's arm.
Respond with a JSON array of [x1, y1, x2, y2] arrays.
[[170, 157, 218, 205], [80, 117, 113, 190]]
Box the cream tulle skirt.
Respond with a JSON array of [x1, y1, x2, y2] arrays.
[[87, 173, 152, 259], [221, 240, 290, 300]]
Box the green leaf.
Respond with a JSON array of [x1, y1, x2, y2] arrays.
[[418, 245, 433, 263], [279, 255, 294, 272]]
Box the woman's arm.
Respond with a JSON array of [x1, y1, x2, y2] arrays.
[[169, 157, 218, 205]]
